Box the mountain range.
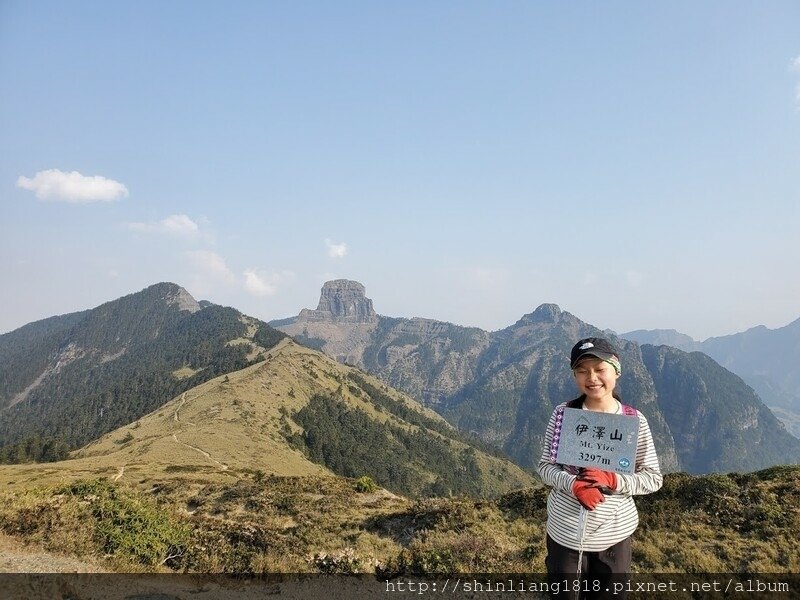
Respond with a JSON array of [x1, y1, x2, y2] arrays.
[[1, 282, 798, 577], [623, 321, 800, 411], [623, 321, 800, 437], [0, 283, 532, 498], [275, 280, 800, 473], [2, 280, 798, 478]]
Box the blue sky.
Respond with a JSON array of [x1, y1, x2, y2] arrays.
[[2, 1, 799, 339]]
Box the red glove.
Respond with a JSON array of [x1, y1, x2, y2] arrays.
[[578, 468, 617, 492], [571, 480, 605, 510]]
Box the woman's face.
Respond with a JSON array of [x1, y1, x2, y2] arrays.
[[573, 357, 618, 402]]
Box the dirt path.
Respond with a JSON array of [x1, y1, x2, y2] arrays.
[[174, 392, 188, 422], [170, 390, 228, 471], [171, 434, 229, 471], [0, 533, 111, 573], [174, 393, 185, 421], [173, 391, 198, 425]]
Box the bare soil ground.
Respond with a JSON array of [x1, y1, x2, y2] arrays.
[[0, 533, 111, 573]]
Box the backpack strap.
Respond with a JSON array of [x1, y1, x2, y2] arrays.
[[550, 397, 583, 468], [549, 405, 566, 464]]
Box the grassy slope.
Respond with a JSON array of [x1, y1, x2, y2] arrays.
[[0, 339, 534, 496]]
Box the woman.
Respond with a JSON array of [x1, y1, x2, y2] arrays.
[[537, 337, 662, 598]]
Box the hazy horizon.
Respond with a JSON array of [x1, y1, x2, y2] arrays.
[[2, 277, 798, 343]]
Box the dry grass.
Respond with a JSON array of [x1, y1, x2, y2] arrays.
[[0, 468, 798, 575], [171, 366, 202, 380]]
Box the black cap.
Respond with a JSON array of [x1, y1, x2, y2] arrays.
[[570, 337, 619, 369]]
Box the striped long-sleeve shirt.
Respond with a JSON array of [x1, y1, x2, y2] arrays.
[[537, 402, 663, 552]]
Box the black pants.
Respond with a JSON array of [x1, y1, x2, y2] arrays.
[[545, 534, 632, 600]]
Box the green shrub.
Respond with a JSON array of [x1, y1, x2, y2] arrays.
[[391, 531, 507, 574], [496, 487, 547, 519], [114, 432, 134, 445], [355, 476, 378, 493], [59, 479, 189, 566]]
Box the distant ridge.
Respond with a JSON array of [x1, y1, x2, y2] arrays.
[[621, 328, 701, 352], [622, 319, 800, 424], [275, 280, 800, 473], [700, 317, 800, 412]]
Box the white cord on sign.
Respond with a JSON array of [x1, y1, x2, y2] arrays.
[[575, 507, 588, 600]]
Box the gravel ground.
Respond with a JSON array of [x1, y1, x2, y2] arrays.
[[0, 534, 111, 573]]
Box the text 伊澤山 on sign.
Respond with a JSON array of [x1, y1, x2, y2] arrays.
[[555, 408, 639, 474]]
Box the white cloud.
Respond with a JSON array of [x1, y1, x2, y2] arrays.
[[108, 269, 120, 278], [792, 56, 800, 71], [16, 169, 128, 203], [128, 214, 200, 238], [325, 238, 348, 259], [185, 250, 236, 284], [243, 269, 296, 297]]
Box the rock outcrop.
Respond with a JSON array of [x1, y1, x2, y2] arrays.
[[297, 280, 377, 323], [165, 285, 201, 313]]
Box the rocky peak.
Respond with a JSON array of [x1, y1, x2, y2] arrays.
[[517, 303, 562, 325], [299, 280, 377, 323], [164, 285, 201, 313], [117, 282, 201, 313]]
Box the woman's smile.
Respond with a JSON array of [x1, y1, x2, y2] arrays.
[[573, 358, 618, 405]]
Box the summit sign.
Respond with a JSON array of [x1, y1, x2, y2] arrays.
[[555, 408, 639, 474]]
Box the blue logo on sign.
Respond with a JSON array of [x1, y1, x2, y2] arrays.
[[619, 458, 631, 469]]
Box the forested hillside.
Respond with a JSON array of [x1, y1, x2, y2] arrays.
[[624, 319, 800, 415], [641, 344, 800, 472], [0, 283, 285, 460]]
